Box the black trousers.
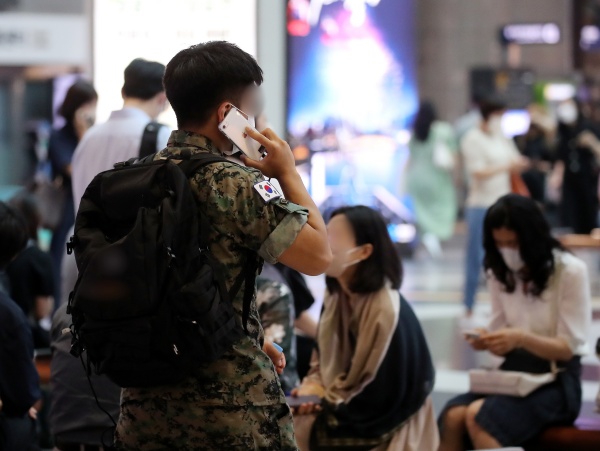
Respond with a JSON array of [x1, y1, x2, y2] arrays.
[[0, 414, 39, 451]]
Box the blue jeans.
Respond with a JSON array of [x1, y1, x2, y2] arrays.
[[464, 207, 487, 312]]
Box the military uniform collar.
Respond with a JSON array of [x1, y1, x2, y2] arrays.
[[165, 130, 222, 156]]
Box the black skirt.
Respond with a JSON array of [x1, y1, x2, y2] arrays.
[[439, 356, 582, 447]]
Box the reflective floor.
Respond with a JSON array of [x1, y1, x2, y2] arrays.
[[304, 231, 600, 420]]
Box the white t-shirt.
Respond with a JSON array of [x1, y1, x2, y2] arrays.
[[461, 127, 520, 208], [487, 251, 592, 356], [71, 107, 170, 212]]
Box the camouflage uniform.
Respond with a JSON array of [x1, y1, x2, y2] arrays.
[[115, 131, 308, 450], [256, 265, 300, 394]]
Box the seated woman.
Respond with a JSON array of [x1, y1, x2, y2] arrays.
[[439, 194, 591, 450], [0, 202, 42, 451], [7, 193, 55, 349], [292, 205, 438, 451]]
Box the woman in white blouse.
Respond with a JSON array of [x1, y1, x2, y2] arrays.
[[439, 194, 591, 451]]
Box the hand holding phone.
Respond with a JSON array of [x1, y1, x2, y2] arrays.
[[218, 105, 265, 161], [285, 395, 322, 408], [241, 127, 299, 182], [463, 328, 489, 351], [463, 330, 481, 340]]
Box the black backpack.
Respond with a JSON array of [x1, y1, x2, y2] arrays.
[[66, 154, 257, 388]]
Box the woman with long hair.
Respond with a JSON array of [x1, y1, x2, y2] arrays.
[[47, 79, 97, 301], [292, 205, 438, 450], [406, 101, 458, 256], [439, 194, 591, 450]]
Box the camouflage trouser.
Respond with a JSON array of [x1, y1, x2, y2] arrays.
[[114, 398, 298, 450]]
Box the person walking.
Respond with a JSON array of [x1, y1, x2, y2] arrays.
[[406, 101, 458, 257], [461, 98, 527, 316]]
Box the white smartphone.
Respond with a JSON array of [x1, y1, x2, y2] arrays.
[[218, 106, 265, 161], [463, 330, 481, 340]]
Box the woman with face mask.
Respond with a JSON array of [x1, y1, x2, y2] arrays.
[[291, 205, 438, 451], [438, 194, 591, 451], [550, 98, 600, 234], [460, 97, 529, 317]]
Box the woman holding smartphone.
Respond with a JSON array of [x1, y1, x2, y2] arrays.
[[292, 205, 438, 451], [438, 194, 591, 450]]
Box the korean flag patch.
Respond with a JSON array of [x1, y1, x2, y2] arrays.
[[254, 180, 282, 203]]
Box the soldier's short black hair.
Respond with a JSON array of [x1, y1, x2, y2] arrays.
[[164, 41, 263, 128], [0, 201, 27, 269], [122, 58, 166, 101]]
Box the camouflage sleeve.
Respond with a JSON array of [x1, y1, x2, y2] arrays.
[[256, 279, 294, 349], [256, 278, 299, 393], [203, 164, 308, 263], [259, 199, 308, 264]]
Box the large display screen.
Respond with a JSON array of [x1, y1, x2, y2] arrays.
[[286, 0, 417, 224]]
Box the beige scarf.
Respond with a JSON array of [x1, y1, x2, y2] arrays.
[[317, 284, 400, 405]]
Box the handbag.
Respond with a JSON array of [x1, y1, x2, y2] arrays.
[[469, 280, 561, 397], [433, 142, 455, 170], [32, 175, 66, 231], [468, 365, 556, 397]]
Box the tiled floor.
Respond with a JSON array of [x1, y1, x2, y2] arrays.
[[304, 232, 600, 419]]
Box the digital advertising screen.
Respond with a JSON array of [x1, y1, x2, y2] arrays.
[[286, 0, 418, 231]]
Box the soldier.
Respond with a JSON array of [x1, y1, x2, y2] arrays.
[[257, 264, 300, 394], [114, 41, 332, 450]]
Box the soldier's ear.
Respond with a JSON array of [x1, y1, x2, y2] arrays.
[[217, 103, 233, 123]]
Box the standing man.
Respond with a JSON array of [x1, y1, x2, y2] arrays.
[[61, 57, 168, 309], [71, 58, 169, 211], [461, 98, 527, 316], [115, 41, 332, 450], [48, 58, 169, 447]]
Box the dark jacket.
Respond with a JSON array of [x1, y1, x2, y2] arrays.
[[0, 291, 41, 417]]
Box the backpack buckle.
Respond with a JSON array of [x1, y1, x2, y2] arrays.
[[66, 236, 75, 255], [70, 339, 84, 358]]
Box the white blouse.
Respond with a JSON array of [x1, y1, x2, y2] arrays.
[[487, 250, 591, 356], [461, 128, 520, 208]]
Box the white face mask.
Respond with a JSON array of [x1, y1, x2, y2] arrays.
[[498, 247, 525, 272], [556, 102, 578, 125], [325, 246, 363, 278], [488, 115, 504, 136]]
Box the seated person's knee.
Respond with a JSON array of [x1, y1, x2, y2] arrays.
[[465, 400, 483, 431], [443, 406, 468, 430]]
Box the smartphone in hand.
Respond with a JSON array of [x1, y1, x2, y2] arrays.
[[286, 395, 322, 408], [218, 105, 265, 161], [463, 330, 481, 340]]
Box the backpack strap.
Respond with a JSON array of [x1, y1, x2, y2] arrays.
[[175, 153, 258, 334], [227, 253, 260, 334], [138, 121, 164, 158]]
